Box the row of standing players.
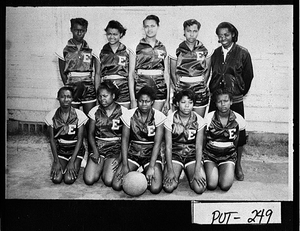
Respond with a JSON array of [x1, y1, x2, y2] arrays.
[[45, 15, 254, 194]]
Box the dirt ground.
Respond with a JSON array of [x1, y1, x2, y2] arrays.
[[5, 134, 291, 201]]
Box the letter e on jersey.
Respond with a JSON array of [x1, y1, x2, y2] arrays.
[[118, 56, 126, 66], [111, 119, 121, 130], [147, 125, 155, 136], [228, 128, 237, 139], [68, 124, 76, 134], [188, 129, 196, 140], [83, 53, 91, 63]]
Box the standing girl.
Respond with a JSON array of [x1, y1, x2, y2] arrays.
[[130, 15, 170, 114], [172, 19, 210, 117], [44, 86, 88, 184], [163, 89, 206, 194], [59, 17, 100, 115], [99, 20, 134, 109], [83, 81, 127, 186], [208, 22, 254, 180], [113, 86, 166, 194]]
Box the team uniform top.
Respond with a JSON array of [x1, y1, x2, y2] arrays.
[[175, 40, 208, 78], [209, 43, 254, 104], [88, 103, 127, 139], [164, 110, 206, 144], [44, 107, 88, 149], [135, 38, 167, 71], [99, 42, 130, 78], [204, 110, 246, 158], [121, 107, 166, 143], [63, 39, 93, 75]]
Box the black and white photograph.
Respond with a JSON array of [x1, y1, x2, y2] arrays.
[[4, 4, 296, 230]]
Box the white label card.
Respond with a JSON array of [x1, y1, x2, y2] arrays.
[[192, 202, 281, 225]]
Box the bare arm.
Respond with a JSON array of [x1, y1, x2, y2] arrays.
[[128, 50, 137, 108], [58, 58, 68, 85], [93, 56, 101, 94]]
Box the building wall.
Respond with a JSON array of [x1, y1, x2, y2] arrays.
[[6, 6, 293, 134]]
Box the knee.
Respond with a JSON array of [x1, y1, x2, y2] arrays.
[[64, 175, 76, 185], [219, 182, 232, 191], [192, 185, 206, 194], [112, 179, 122, 191], [163, 183, 177, 193], [52, 177, 63, 184], [206, 182, 217, 191], [102, 175, 113, 187], [149, 184, 162, 194]]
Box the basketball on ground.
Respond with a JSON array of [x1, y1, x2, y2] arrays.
[[122, 171, 148, 197]]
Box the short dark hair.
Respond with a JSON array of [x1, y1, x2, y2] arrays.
[[136, 86, 157, 101], [173, 89, 196, 105], [105, 20, 127, 37], [97, 80, 120, 100], [183, 19, 201, 30], [212, 88, 233, 103], [70, 18, 88, 29], [57, 86, 74, 99], [143, 15, 160, 26], [215, 22, 238, 42]]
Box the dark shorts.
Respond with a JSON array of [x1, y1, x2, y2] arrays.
[[66, 80, 96, 104], [128, 142, 162, 168], [95, 138, 121, 159], [209, 101, 247, 146], [176, 81, 209, 107], [171, 143, 198, 168], [57, 144, 85, 161], [135, 74, 167, 100], [203, 148, 237, 166]]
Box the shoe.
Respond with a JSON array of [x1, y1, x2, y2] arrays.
[[235, 165, 244, 181]]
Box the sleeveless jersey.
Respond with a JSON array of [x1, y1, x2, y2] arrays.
[[99, 42, 130, 78], [204, 110, 246, 155], [121, 107, 166, 142], [176, 40, 208, 77], [63, 39, 93, 74], [164, 110, 206, 144], [44, 107, 88, 148], [88, 103, 127, 139], [135, 38, 167, 70]]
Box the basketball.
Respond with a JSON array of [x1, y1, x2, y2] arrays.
[[122, 171, 148, 197]]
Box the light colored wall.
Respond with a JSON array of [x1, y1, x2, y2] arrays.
[[6, 5, 293, 134]]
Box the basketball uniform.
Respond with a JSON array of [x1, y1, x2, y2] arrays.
[[121, 107, 166, 167], [44, 107, 88, 161], [203, 110, 246, 165], [88, 103, 127, 159], [135, 38, 167, 100], [175, 40, 209, 107], [63, 39, 96, 104], [99, 43, 130, 103], [164, 110, 206, 167]]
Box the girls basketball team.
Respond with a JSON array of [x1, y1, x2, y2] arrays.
[[45, 15, 253, 195]]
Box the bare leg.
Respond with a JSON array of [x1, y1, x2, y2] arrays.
[[235, 146, 244, 181], [64, 157, 82, 184], [186, 163, 206, 194], [144, 163, 163, 194], [219, 162, 235, 191], [102, 158, 119, 187], [163, 162, 182, 193], [83, 156, 104, 185], [204, 162, 218, 190]]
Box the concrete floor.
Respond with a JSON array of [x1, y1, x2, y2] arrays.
[[5, 134, 291, 201]]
